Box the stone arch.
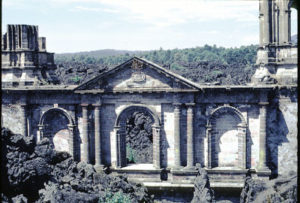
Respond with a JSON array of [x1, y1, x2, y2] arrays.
[[207, 105, 247, 169], [114, 105, 161, 169], [38, 107, 76, 157], [39, 107, 74, 126]]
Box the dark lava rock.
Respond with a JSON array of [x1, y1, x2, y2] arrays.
[[191, 164, 215, 203], [126, 111, 153, 163], [11, 194, 28, 203], [1, 128, 153, 203], [240, 172, 297, 203]]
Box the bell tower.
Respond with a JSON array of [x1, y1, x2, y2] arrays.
[[1, 24, 59, 87], [252, 0, 297, 85]]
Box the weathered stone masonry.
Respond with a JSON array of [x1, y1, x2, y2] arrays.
[[1, 0, 298, 188]]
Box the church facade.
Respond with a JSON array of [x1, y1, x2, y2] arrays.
[[1, 0, 297, 188]]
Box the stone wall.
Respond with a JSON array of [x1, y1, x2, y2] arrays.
[[2, 104, 24, 135], [267, 89, 298, 177], [1, 88, 297, 177]]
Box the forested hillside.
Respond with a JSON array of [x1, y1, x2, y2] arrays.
[[54, 44, 258, 85]]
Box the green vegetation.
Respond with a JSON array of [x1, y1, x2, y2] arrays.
[[126, 145, 137, 163], [55, 44, 258, 85], [71, 75, 82, 84], [99, 190, 131, 203]]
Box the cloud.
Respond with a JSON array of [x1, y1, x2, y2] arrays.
[[46, 0, 258, 27], [72, 6, 119, 13], [241, 35, 258, 45], [92, 0, 258, 27]]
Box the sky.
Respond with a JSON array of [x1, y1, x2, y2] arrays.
[[2, 0, 298, 53]]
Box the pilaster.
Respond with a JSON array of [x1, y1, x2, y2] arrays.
[[152, 125, 161, 169], [258, 101, 268, 170], [93, 103, 103, 169], [173, 103, 182, 169], [81, 104, 89, 163], [20, 103, 28, 137], [185, 103, 195, 169]]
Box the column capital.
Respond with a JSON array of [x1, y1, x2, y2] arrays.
[[92, 103, 102, 107], [152, 124, 161, 129], [20, 103, 27, 107], [258, 102, 269, 106], [38, 124, 44, 129], [173, 102, 182, 106], [67, 124, 76, 128], [206, 124, 212, 129], [81, 103, 89, 107], [185, 103, 195, 107]]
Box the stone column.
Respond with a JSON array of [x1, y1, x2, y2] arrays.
[[68, 124, 75, 158], [37, 125, 44, 143], [93, 104, 103, 167], [173, 103, 182, 169], [186, 103, 195, 169], [152, 125, 161, 169], [259, 0, 270, 46], [258, 102, 268, 170], [279, 1, 291, 45], [115, 126, 125, 168], [20, 104, 28, 137], [81, 104, 89, 163], [238, 123, 247, 169], [206, 125, 212, 169]]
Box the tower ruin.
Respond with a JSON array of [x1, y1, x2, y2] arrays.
[[1, 24, 59, 87], [252, 0, 297, 85]]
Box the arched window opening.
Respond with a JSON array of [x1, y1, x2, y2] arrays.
[[207, 106, 247, 169], [211, 113, 241, 168], [43, 111, 70, 152], [291, 8, 297, 45], [125, 111, 153, 164], [114, 105, 161, 168], [39, 108, 74, 155]]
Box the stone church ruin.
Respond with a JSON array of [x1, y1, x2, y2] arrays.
[[1, 0, 297, 198]]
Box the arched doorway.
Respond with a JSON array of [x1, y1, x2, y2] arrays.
[[38, 108, 75, 156], [114, 105, 161, 169], [207, 106, 247, 169]]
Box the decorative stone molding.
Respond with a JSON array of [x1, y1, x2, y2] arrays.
[[114, 105, 161, 169], [207, 105, 247, 169]]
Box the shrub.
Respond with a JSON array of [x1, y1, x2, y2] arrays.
[[126, 145, 137, 163], [99, 190, 131, 203]]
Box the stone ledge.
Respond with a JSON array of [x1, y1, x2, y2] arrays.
[[210, 182, 244, 188], [171, 169, 197, 175], [111, 164, 163, 174], [206, 167, 248, 174], [143, 181, 244, 188], [143, 182, 194, 188]]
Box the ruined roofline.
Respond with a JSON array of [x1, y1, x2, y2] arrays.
[[2, 84, 297, 92], [1, 85, 78, 91], [74, 56, 202, 91]]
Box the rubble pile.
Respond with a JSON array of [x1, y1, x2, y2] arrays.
[[240, 173, 297, 203], [1, 128, 153, 203]]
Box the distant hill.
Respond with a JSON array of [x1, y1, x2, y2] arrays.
[[291, 34, 298, 45], [54, 44, 258, 86], [57, 49, 149, 58]]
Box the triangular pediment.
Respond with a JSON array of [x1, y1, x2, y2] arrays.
[[74, 57, 200, 93]]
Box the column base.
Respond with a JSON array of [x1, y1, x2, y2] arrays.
[[94, 164, 105, 173], [171, 166, 183, 172], [182, 166, 197, 171], [256, 167, 271, 179]]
